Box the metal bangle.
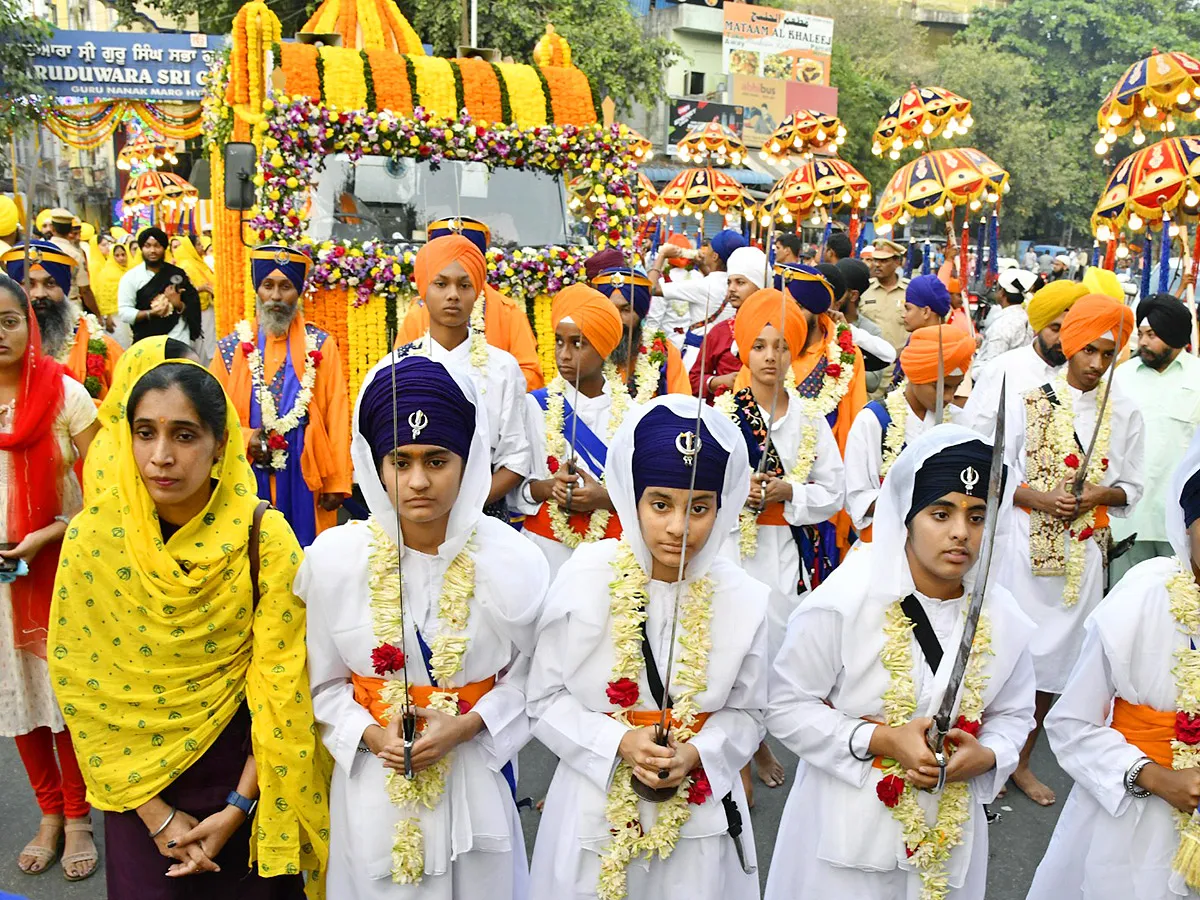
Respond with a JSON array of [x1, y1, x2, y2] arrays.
[[848, 720, 876, 761], [1124, 756, 1153, 798], [148, 807, 176, 839]]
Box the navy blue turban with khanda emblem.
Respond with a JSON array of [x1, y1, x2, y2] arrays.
[[592, 267, 653, 320], [250, 245, 313, 294], [774, 262, 835, 314], [0, 240, 75, 294], [358, 356, 476, 464], [632, 405, 730, 505]]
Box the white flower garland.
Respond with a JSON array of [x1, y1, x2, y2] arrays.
[[879, 599, 993, 900], [367, 519, 476, 884], [598, 541, 713, 900], [235, 319, 319, 471], [468, 292, 488, 390], [544, 363, 629, 548], [1168, 562, 1200, 830], [630, 331, 670, 404], [797, 323, 855, 422], [881, 382, 912, 480]]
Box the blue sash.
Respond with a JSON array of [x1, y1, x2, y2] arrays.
[[532, 388, 609, 477], [683, 330, 704, 349], [866, 400, 893, 456]]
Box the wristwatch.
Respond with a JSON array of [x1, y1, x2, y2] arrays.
[[226, 790, 258, 819]]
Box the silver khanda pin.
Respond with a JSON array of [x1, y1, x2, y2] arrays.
[[960, 466, 980, 496], [408, 409, 428, 440], [675, 431, 702, 467]]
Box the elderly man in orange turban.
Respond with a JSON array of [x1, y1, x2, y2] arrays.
[[515, 283, 631, 580], [394, 216, 544, 390], [1002, 292, 1144, 808], [716, 287, 845, 801], [396, 233, 532, 520], [845, 324, 975, 543]]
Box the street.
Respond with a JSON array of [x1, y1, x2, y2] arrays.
[[0, 733, 1070, 899]]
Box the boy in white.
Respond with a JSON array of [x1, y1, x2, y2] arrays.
[[297, 354, 549, 899], [527, 396, 769, 900], [765, 425, 1036, 899]]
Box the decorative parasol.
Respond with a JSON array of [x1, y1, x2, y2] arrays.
[[874, 147, 1008, 232], [123, 171, 198, 205], [626, 129, 655, 164], [760, 157, 871, 225], [674, 122, 747, 166], [872, 86, 973, 159], [1096, 50, 1200, 153], [654, 167, 752, 219], [117, 138, 178, 171], [760, 109, 846, 162], [1091, 136, 1200, 235]]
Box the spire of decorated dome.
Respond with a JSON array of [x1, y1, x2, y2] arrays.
[[533, 23, 572, 68], [300, 0, 425, 54]]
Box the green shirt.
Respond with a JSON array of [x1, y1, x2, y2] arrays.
[[1112, 351, 1200, 543]]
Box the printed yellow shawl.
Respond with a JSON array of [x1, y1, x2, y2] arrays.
[[48, 359, 330, 894]]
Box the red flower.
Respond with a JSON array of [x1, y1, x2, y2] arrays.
[[876, 773, 905, 808], [370, 643, 405, 675], [241, 341, 256, 356], [266, 432, 289, 451], [837, 329, 855, 352], [1101, 457, 1110, 468], [458, 697, 474, 716], [1176, 711, 1200, 745], [333, 245, 346, 258], [1077, 526, 1095, 542], [308, 349, 323, 367], [905, 845, 916, 859], [547, 455, 560, 474], [606, 678, 639, 708], [86, 355, 107, 378], [954, 716, 982, 737], [1064, 453, 1081, 469], [825, 363, 843, 378], [687, 766, 713, 805]]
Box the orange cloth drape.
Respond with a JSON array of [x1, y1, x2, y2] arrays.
[[616, 340, 692, 397], [352, 674, 497, 727], [523, 503, 623, 543], [1111, 697, 1175, 768], [614, 710, 712, 732], [64, 318, 122, 404]]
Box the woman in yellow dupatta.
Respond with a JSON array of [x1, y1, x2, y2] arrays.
[[170, 236, 217, 359], [49, 360, 329, 899], [93, 237, 132, 319]]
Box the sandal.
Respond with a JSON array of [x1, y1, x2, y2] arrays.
[[17, 814, 63, 875], [62, 819, 98, 882]]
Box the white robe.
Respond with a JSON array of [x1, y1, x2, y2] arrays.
[[764, 543, 1037, 900], [298, 516, 548, 900], [527, 541, 769, 900], [1000, 378, 1145, 692], [1029, 556, 1200, 900], [960, 343, 1061, 441]]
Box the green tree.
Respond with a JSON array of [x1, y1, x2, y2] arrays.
[[0, 0, 53, 138]]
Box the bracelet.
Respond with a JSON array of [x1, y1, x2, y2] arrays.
[[848, 720, 876, 761], [148, 806, 176, 839], [1124, 756, 1153, 798]]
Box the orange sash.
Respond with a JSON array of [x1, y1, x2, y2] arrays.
[[1111, 697, 1175, 768], [352, 674, 497, 727], [523, 501, 623, 542], [610, 709, 711, 733], [756, 502, 788, 527], [1016, 482, 1110, 528]]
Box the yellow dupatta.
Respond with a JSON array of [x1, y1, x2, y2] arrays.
[[92, 241, 130, 316], [49, 359, 330, 895], [170, 236, 216, 310]]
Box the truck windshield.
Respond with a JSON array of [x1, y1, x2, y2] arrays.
[[304, 155, 582, 248]]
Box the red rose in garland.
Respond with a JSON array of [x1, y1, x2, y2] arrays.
[[1076, 526, 1095, 542], [370, 643, 406, 675], [606, 677, 639, 708], [687, 766, 713, 805], [953, 715, 982, 738], [267, 432, 289, 451], [241, 341, 256, 356], [1064, 453, 1080, 469], [547, 455, 560, 474], [876, 773, 905, 808], [837, 329, 855, 352], [1177, 711, 1200, 745], [308, 349, 324, 367], [825, 362, 843, 378]]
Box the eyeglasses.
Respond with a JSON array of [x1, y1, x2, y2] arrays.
[[0, 314, 27, 333]]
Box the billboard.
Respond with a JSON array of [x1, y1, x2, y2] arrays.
[[667, 99, 744, 148], [729, 77, 838, 148], [722, 3, 834, 87], [32, 30, 224, 102]]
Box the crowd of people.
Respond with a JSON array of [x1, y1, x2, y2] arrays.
[[2, 203, 1200, 900]]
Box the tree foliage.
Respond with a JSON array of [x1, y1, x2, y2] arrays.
[[0, 0, 53, 139]]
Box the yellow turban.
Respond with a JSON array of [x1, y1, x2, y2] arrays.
[[79, 222, 95, 242], [35, 208, 51, 233], [0, 196, 18, 235], [1082, 266, 1125, 301], [551, 283, 624, 358], [1027, 280, 1087, 333]]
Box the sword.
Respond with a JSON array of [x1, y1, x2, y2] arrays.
[[563, 359, 584, 512], [1071, 351, 1119, 506], [924, 378, 1007, 791], [752, 220, 783, 512], [934, 323, 946, 425], [387, 353, 417, 780]]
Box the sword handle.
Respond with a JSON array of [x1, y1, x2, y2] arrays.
[[564, 460, 577, 512], [402, 708, 417, 781]]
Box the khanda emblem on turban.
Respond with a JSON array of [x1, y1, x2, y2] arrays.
[[408, 409, 428, 440], [960, 466, 980, 496], [448, 217, 464, 234], [274, 249, 290, 266], [28, 248, 43, 265], [675, 430, 702, 467]]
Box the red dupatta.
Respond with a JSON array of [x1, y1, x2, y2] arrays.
[[0, 308, 66, 657]]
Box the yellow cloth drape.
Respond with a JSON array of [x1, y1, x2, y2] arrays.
[[49, 359, 330, 895], [92, 241, 131, 317], [170, 236, 217, 311]]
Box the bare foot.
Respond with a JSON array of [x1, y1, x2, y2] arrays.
[[996, 784, 1008, 799], [18, 814, 63, 874], [754, 742, 786, 788], [741, 764, 754, 809], [1012, 765, 1056, 806]]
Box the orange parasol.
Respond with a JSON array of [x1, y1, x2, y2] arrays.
[[760, 109, 846, 163], [873, 147, 1008, 233], [1096, 50, 1200, 154]]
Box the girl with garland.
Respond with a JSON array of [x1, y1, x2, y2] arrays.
[[299, 354, 548, 898], [765, 425, 1036, 900], [592, 266, 692, 401], [527, 395, 768, 900], [1027, 424, 1200, 899], [516, 284, 636, 581], [845, 325, 974, 542], [999, 293, 1143, 808]]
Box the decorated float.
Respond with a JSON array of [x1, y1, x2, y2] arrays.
[[204, 0, 642, 395]]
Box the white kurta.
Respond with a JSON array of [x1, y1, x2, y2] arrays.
[[527, 541, 769, 900], [960, 343, 1061, 441], [1029, 557, 1200, 900], [720, 391, 845, 660], [298, 516, 548, 900], [764, 544, 1037, 900], [1000, 378, 1145, 692]]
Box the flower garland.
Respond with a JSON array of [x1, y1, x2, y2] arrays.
[[630, 331, 670, 404], [880, 382, 912, 481], [468, 292, 488, 384], [1024, 375, 1112, 607], [235, 320, 320, 470], [367, 519, 476, 884], [796, 321, 856, 421], [877, 600, 993, 900], [543, 363, 629, 548], [598, 541, 714, 900], [1169, 562, 1200, 828]]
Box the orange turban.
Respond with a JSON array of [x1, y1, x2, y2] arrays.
[[1060, 293, 1135, 359], [414, 234, 487, 299], [900, 325, 975, 385], [734, 289, 807, 366], [552, 283, 624, 358]]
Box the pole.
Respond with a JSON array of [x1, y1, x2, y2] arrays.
[[470, 0, 478, 47]]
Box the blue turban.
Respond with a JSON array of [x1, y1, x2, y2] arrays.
[[710, 229, 748, 265], [0, 240, 74, 294], [632, 405, 729, 505], [427, 215, 491, 255], [906, 274, 951, 317], [250, 244, 313, 294], [357, 356, 476, 465], [907, 439, 1002, 525], [592, 267, 652, 320], [774, 262, 834, 314], [1183, 468, 1200, 529]]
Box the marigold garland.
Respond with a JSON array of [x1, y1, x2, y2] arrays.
[[278, 43, 321, 107], [366, 48, 413, 114], [409, 56, 457, 119], [496, 63, 548, 127], [457, 56, 503, 124], [489, 61, 514, 124], [319, 46, 369, 110]]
